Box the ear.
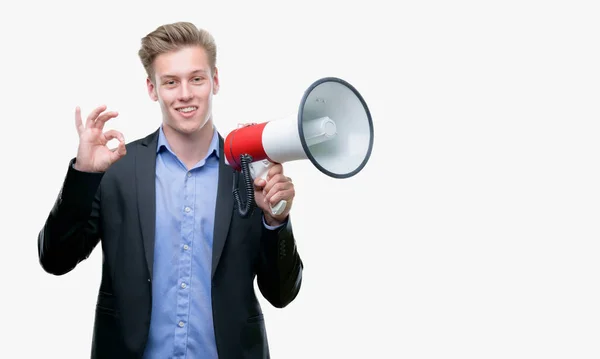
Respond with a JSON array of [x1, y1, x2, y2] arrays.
[[212, 67, 220, 95], [146, 77, 158, 101]]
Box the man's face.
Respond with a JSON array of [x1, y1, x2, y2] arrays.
[[147, 45, 219, 135]]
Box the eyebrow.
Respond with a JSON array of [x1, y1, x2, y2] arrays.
[[159, 69, 208, 80]]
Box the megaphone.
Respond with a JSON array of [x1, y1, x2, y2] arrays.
[[224, 76, 374, 218]]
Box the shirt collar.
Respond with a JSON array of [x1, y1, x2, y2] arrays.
[[156, 125, 220, 160]]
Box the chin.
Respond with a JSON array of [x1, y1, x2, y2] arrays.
[[175, 123, 202, 135], [169, 117, 210, 135]]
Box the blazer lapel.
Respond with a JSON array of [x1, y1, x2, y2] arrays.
[[212, 134, 234, 278], [136, 129, 159, 280]]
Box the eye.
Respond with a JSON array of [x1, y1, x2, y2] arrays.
[[162, 79, 177, 86], [192, 77, 204, 82]]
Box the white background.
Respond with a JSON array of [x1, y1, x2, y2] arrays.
[[1, 0, 600, 358]]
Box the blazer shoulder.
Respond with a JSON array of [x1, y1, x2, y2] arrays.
[[103, 128, 159, 177], [127, 128, 160, 150]]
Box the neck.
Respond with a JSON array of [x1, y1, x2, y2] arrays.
[[162, 119, 215, 169]]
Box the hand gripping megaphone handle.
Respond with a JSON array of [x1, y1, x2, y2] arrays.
[[229, 77, 374, 218], [248, 159, 287, 216]]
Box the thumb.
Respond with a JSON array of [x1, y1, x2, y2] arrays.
[[254, 177, 266, 189], [109, 141, 127, 163]]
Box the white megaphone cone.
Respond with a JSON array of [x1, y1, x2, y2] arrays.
[[224, 77, 374, 218]]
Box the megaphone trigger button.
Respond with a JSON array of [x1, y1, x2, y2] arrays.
[[237, 122, 258, 129]]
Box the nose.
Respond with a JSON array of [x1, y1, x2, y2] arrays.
[[178, 82, 193, 101]]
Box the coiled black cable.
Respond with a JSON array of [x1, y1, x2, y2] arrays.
[[232, 154, 256, 218]]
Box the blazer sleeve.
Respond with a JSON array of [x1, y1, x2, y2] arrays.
[[38, 159, 104, 276], [256, 217, 303, 308]]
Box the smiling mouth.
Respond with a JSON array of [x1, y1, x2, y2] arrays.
[[177, 106, 198, 113]]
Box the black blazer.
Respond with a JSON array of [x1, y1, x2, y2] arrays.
[[37, 129, 304, 359]]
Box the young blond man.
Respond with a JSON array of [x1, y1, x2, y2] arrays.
[[38, 21, 303, 359]]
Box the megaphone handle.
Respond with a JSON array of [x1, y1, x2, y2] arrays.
[[248, 160, 288, 216]]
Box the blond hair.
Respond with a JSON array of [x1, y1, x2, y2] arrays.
[[138, 21, 217, 81]]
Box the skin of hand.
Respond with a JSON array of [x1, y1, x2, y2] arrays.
[[73, 105, 127, 173], [253, 163, 294, 227]]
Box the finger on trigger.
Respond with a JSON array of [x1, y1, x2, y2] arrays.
[[264, 174, 285, 193], [267, 163, 283, 179]]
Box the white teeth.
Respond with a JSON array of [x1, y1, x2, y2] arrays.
[[178, 107, 197, 113]]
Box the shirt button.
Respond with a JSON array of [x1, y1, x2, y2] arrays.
[[187, 172, 192, 178], [181, 282, 187, 289], [178, 321, 184, 328], [183, 244, 189, 250], [184, 206, 191, 213]]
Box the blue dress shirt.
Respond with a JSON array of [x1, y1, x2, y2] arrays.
[[143, 126, 282, 358], [143, 126, 220, 359]]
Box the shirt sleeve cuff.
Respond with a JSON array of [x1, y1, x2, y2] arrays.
[[262, 214, 287, 230]]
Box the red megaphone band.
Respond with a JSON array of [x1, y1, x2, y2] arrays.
[[224, 122, 272, 171]]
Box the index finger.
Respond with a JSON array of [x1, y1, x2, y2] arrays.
[[74, 106, 83, 135], [86, 104, 108, 128], [94, 111, 119, 130], [266, 163, 283, 180]]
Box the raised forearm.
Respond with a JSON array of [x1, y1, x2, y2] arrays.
[[38, 160, 103, 275], [257, 219, 303, 308]]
